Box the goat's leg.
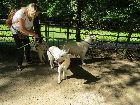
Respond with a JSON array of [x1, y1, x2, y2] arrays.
[[42, 52, 46, 62], [50, 59, 54, 69], [62, 69, 67, 80], [58, 66, 61, 84], [47, 51, 54, 69], [80, 54, 86, 65], [38, 52, 44, 63]]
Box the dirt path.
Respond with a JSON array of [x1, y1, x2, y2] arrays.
[[0, 57, 140, 105]]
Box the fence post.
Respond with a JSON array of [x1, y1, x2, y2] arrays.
[[123, 31, 132, 59], [45, 22, 49, 42], [33, 16, 41, 38], [115, 32, 120, 48], [66, 19, 70, 41]]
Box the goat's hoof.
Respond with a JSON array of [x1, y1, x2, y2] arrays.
[[83, 63, 86, 65], [51, 66, 54, 69], [57, 81, 61, 84]]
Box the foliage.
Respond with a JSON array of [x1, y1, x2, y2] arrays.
[[0, 0, 140, 32], [1, 24, 140, 43]]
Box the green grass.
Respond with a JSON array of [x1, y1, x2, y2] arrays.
[[1, 24, 140, 43]]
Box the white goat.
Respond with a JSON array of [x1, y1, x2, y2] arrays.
[[47, 46, 70, 83], [30, 40, 48, 63], [63, 35, 96, 65]]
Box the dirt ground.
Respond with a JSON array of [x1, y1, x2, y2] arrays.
[[0, 53, 140, 105]]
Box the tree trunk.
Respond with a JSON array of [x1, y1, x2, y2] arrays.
[[76, 0, 82, 42]]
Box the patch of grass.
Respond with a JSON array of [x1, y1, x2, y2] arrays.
[[0, 24, 140, 43]]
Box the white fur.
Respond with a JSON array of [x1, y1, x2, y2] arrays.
[[30, 41, 48, 63], [47, 46, 70, 84], [63, 35, 96, 65]]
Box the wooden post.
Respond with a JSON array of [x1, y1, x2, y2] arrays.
[[124, 21, 133, 60], [76, 0, 82, 42], [115, 29, 120, 48], [67, 20, 70, 42]]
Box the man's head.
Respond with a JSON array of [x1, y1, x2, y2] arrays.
[[27, 3, 41, 18]]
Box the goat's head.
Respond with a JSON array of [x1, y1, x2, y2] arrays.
[[84, 34, 96, 44], [55, 49, 69, 64], [36, 40, 48, 51], [31, 40, 48, 52]]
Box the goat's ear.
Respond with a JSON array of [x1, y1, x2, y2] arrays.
[[65, 48, 70, 53], [35, 43, 39, 47], [62, 48, 69, 54], [92, 35, 96, 40], [89, 32, 93, 35]]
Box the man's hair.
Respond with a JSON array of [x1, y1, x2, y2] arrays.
[[27, 3, 41, 12], [26, 3, 41, 18], [6, 8, 17, 27]]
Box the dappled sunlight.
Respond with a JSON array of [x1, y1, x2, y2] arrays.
[[0, 54, 140, 105], [0, 77, 11, 88], [116, 60, 139, 67], [82, 58, 140, 105]]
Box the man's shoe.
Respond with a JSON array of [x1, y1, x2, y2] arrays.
[[27, 61, 33, 65], [17, 65, 23, 71]]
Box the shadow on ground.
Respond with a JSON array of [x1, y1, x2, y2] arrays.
[[68, 58, 101, 84]]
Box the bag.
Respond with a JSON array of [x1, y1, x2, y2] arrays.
[[6, 9, 17, 27], [12, 26, 27, 39]]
